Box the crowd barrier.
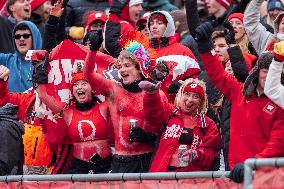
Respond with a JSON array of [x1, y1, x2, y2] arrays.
[[0, 158, 283, 189], [0, 171, 241, 189], [244, 158, 284, 189]]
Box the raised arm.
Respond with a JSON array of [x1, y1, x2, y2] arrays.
[[43, 0, 65, 52], [195, 22, 243, 102], [31, 54, 65, 113], [139, 81, 171, 134], [36, 84, 65, 113], [185, 0, 200, 38], [243, 0, 273, 55], [83, 30, 113, 96], [264, 41, 284, 108], [223, 21, 249, 83]]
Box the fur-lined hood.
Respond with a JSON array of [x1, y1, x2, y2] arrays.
[[243, 52, 273, 97]]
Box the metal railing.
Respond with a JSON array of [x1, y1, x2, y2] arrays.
[[1, 158, 283, 189], [0, 171, 230, 182], [244, 158, 284, 189]]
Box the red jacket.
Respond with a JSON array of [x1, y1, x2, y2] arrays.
[[143, 92, 220, 172], [201, 51, 284, 169], [0, 80, 35, 123]]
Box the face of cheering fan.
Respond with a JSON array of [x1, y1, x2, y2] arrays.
[[116, 58, 142, 85], [229, 18, 245, 41], [179, 92, 202, 115], [72, 80, 93, 103], [149, 18, 167, 38], [129, 3, 143, 23]]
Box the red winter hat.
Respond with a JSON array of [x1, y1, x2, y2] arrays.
[[71, 72, 88, 87], [216, 0, 232, 9], [228, 13, 244, 23], [87, 11, 107, 26], [243, 52, 257, 71], [183, 82, 205, 101], [31, 0, 51, 11], [150, 13, 168, 25]]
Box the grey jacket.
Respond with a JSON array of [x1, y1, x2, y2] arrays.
[[244, 0, 273, 55]]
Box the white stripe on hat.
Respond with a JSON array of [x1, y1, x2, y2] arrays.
[[129, 0, 143, 6]]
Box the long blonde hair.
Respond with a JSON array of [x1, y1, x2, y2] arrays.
[[175, 78, 208, 114]]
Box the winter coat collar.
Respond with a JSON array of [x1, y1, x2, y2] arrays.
[[150, 36, 177, 49]]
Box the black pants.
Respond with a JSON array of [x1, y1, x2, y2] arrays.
[[110, 152, 152, 173], [65, 155, 112, 174]]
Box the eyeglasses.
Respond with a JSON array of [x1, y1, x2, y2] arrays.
[[14, 34, 32, 40]]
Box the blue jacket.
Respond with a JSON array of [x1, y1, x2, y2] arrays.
[[0, 21, 42, 92]]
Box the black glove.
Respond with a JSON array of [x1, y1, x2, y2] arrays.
[[229, 163, 244, 183], [195, 22, 214, 53], [168, 81, 182, 95], [32, 55, 49, 89], [223, 21, 236, 45], [129, 127, 156, 144], [149, 60, 169, 81], [88, 29, 104, 51]]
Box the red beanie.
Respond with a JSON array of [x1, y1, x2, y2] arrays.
[[216, 0, 232, 9], [183, 82, 205, 101], [31, 0, 51, 11], [243, 52, 257, 71], [150, 13, 168, 25], [71, 72, 88, 87], [228, 13, 244, 23]]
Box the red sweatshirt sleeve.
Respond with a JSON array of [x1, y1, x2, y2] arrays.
[[256, 108, 284, 158], [0, 80, 35, 122], [36, 84, 65, 114], [143, 91, 171, 134], [201, 51, 243, 102], [84, 50, 113, 96]]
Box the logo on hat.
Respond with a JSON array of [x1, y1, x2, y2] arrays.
[[190, 84, 197, 88]]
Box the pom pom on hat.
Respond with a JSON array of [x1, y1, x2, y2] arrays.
[[216, 0, 232, 9]]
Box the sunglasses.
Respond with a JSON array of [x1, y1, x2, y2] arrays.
[[14, 34, 32, 40]]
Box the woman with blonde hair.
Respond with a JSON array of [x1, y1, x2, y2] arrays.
[[139, 78, 221, 172]]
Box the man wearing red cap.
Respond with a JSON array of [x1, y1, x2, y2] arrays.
[[85, 11, 107, 32]]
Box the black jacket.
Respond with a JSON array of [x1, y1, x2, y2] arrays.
[[0, 16, 14, 54], [0, 104, 24, 175]]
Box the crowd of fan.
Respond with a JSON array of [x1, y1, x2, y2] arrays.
[[0, 0, 284, 184]]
